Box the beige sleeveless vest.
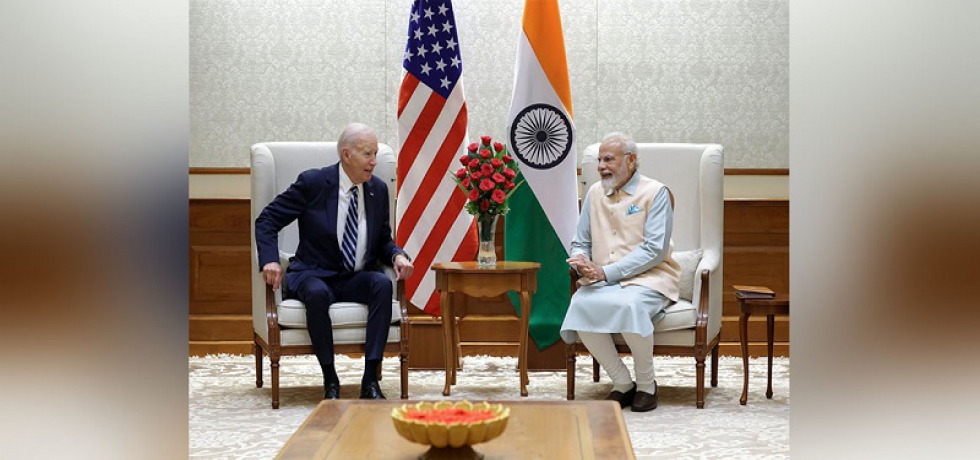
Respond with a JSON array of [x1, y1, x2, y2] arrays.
[[588, 175, 681, 301]]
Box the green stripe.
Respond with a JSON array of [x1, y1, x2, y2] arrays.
[[504, 174, 570, 350]]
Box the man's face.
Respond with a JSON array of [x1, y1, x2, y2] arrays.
[[597, 141, 634, 193], [341, 133, 379, 184]]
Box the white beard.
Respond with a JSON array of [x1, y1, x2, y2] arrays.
[[600, 163, 632, 194], [600, 175, 617, 194]]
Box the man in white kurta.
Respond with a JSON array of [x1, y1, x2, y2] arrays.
[[560, 133, 681, 412]]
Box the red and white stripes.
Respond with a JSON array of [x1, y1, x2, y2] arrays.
[[395, 74, 477, 316]]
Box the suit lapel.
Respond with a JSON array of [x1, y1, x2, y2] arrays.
[[324, 164, 340, 246], [363, 179, 376, 255]]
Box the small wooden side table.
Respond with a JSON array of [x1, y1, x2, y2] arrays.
[[736, 292, 790, 405], [432, 261, 540, 397]]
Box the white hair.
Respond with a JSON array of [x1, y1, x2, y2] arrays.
[[337, 122, 375, 150], [601, 131, 639, 165]]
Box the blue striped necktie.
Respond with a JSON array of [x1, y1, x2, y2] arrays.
[[342, 186, 358, 272]]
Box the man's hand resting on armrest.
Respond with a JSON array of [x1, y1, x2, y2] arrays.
[[393, 254, 414, 281], [262, 262, 284, 291]]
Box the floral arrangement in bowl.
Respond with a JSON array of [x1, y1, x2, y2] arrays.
[[391, 400, 510, 449]]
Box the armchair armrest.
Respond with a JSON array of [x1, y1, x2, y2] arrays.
[[264, 284, 281, 351], [692, 248, 722, 346], [694, 269, 711, 346], [397, 278, 409, 345], [382, 266, 409, 322], [383, 266, 410, 347], [692, 249, 719, 308]]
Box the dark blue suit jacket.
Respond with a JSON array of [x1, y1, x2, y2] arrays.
[[255, 163, 404, 295]]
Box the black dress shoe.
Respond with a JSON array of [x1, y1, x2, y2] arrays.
[[631, 381, 658, 412], [359, 381, 386, 399], [604, 382, 637, 408], [323, 382, 341, 400]]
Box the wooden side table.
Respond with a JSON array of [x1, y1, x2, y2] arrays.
[[736, 292, 790, 405], [432, 261, 540, 397]]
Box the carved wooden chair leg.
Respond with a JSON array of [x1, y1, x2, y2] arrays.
[[400, 351, 409, 399], [592, 356, 600, 382], [254, 342, 263, 388], [271, 355, 281, 410], [711, 344, 719, 388], [566, 346, 576, 400], [695, 355, 706, 409], [454, 316, 462, 373]]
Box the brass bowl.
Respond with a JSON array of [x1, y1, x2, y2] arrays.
[[391, 401, 510, 449]]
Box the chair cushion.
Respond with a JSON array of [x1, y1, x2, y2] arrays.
[[280, 325, 402, 347], [588, 299, 697, 347], [656, 299, 697, 332], [277, 299, 401, 329], [609, 329, 695, 347], [672, 249, 703, 301]]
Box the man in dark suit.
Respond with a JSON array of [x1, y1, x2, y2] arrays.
[[254, 123, 414, 400]]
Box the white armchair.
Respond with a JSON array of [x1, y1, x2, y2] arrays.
[[566, 142, 724, 408], [250, 142, 409, 409]]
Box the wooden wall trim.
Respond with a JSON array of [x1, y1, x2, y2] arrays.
[[725, 198, 789, 204], [190, 167, 250, 175], [190, 198, 250, 204], [725, 168, 789, 176]]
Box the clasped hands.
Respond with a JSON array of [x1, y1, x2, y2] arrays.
[[261, 254, 415, 291], [567, 254, 605, 283]]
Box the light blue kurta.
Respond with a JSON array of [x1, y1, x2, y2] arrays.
[[559, 172, 674, 344]]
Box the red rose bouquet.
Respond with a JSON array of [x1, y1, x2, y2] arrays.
[[452, 135, 523, 218], [451, 135, 524, 267]]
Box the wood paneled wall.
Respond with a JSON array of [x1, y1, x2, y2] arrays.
[[189, 199, 253, 356], [721, 200, 790, 357], [188, 198, 789, 359]]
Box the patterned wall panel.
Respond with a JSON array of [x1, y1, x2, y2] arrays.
[[191, 0, 787, 168], [597, 0, 788, 168]]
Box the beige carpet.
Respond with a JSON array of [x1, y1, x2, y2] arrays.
[[189, 354, 789, 459]]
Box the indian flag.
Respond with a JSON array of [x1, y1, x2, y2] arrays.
[[504, 0, 578, 349]]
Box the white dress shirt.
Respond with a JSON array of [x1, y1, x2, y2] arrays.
[[338, 167, 368, 271]]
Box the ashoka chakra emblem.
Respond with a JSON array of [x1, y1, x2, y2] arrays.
[[509, 103, 573, 170]]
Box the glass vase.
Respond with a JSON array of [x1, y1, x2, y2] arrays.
[[477, 215, 499, 268]]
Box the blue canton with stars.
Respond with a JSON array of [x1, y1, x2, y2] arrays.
[[403, 0, 462, 99]]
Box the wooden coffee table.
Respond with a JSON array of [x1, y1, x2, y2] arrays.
[[276, 399, 634, 459]]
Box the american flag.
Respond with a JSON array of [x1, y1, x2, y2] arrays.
[[396, 0, 477, 316]]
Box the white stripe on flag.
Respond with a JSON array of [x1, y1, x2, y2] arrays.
[[397, 84, 430, 146], [396, 0, 476, 315], [396, 83, 466, 224], [506, 32, 579, 251], [400, 173, 458, 258], [408, 210, 473, 307]]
